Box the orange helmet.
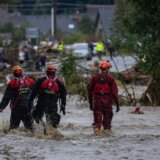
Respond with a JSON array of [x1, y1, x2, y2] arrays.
[[99, 61, 111, 69], [46, 64, 57, 75], [12, 65, 22, 77]]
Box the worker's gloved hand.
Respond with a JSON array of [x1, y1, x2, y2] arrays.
[[116, 105, 120, 112], [60, 104, 66, 115], [28, 101, 33, 111], [115, 100, 120, 112], [32, 108, 41, 124], [89, 98, 93, 111], [89, 103, 93, 111], [0, 108, 3, 112]]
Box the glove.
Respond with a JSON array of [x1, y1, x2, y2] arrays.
[[89, 97, 93, 111], [32, 108, 41, 124], [116, 105, 120, 112], [0, 108, 3, 112], [89, 104, 93, 111], [28, 101, 33, 111], [60, 104, 66, 115]]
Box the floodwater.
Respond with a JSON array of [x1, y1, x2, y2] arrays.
[[0, 94, 160, 160]]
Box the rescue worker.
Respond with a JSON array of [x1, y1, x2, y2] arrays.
[[57, 41, 64, 55], [29, 64, 67, 129], [96, 41, 105, 59], [87, 61, 120, 135], [0, 66, 35, 132]]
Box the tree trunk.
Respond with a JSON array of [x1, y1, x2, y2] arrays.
[[141, 79, 160, 106]]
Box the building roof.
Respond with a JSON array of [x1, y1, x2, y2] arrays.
[[9, 14, 79, 35], [95, 5, 115, 38], [90, 5, 115, 37]]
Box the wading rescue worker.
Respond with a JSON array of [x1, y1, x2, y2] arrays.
[[57, 40, 64, 55], [29, 64, 67, 129], [96, 41, 105, 59], [87, 61, 120, 135], [0, 66, 35, 132]]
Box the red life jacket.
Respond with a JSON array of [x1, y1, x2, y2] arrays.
[[41, 77, 59, 94], [94, 73, 111, 95], [9, 76, 34, 95]]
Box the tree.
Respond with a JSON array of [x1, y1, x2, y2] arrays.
[[32, 0, 49, 15], [112, 0, 160, 105], [78, 14, 94, 34]]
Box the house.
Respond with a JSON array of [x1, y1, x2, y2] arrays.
[[11, 14, 79, 36], [0, 8, 79, 37], [0, 9, 10, 25], [0, 5, 116, 40], [25, 14, 79, 35], [89, 5, 115, 40]]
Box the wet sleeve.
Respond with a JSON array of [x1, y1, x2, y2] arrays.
[[56, 80, 67, 106], [29, 78, 44, 102], [110, 77, 119, 105], [0, 85, 12, 109], [87, 76, 96, 96]]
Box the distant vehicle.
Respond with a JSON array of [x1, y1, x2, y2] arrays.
[[92, 42, 98, 56], [71, 43, 92, 60], [65, 44, 72, 54]]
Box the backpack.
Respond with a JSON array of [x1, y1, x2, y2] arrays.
[[94, 74, 111, 95], [9, 77, 33, 106], [41, 77, 59, 94], [11, 77, 31, 94]]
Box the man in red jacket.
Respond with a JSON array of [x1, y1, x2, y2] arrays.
[[87, 61, 119, 135], [0, 65, 35, 132]]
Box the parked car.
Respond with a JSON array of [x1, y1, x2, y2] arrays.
[[92, 42, 98, 56], [71, 43, 92, 60]]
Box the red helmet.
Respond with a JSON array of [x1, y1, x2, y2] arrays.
[[46, 65, 57, 75], [99, 61, 111, 69], [12, 65, 22, 76]]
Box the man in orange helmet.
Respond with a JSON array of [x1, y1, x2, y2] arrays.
[[87, 61, 119, 135], [0, 65, 35, 132], [29, 64, 67, 129]]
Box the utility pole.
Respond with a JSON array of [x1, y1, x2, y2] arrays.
[[51, 0, 56, 38]]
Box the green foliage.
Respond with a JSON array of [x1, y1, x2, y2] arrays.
[[0, 23, 14, 33], [32, 0, 49, 15], [60, 53, 89, 101], [78, 14, 94, 34], [113, 0, 160, 105], [113, 0, 160, 75], [10, 24, 29, 47], [64, 32, 86, 44], [0, 22, 29, 47]]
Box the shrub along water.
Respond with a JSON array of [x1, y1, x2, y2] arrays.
[[60, 53, 89, 102]]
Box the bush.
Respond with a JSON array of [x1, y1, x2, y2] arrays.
[[60, 53, 89, 101], [64, 32, 86, 44]]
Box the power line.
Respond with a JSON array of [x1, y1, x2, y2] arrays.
[[7, 3, 51, 7], [8, 8, 85, 11], [6, 2, 89, 7], [8, 6, 85, 9], [57, 2, 86, 6]]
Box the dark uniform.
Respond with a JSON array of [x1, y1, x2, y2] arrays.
[[87, 61, 119, 134], [0, 66, 35, 131], [29, 65, 67, 128]]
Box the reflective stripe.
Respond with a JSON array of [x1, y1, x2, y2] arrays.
[[43, 90, 55, 94], [58, 44, 64, 51], [96, 43, 104, 51]]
